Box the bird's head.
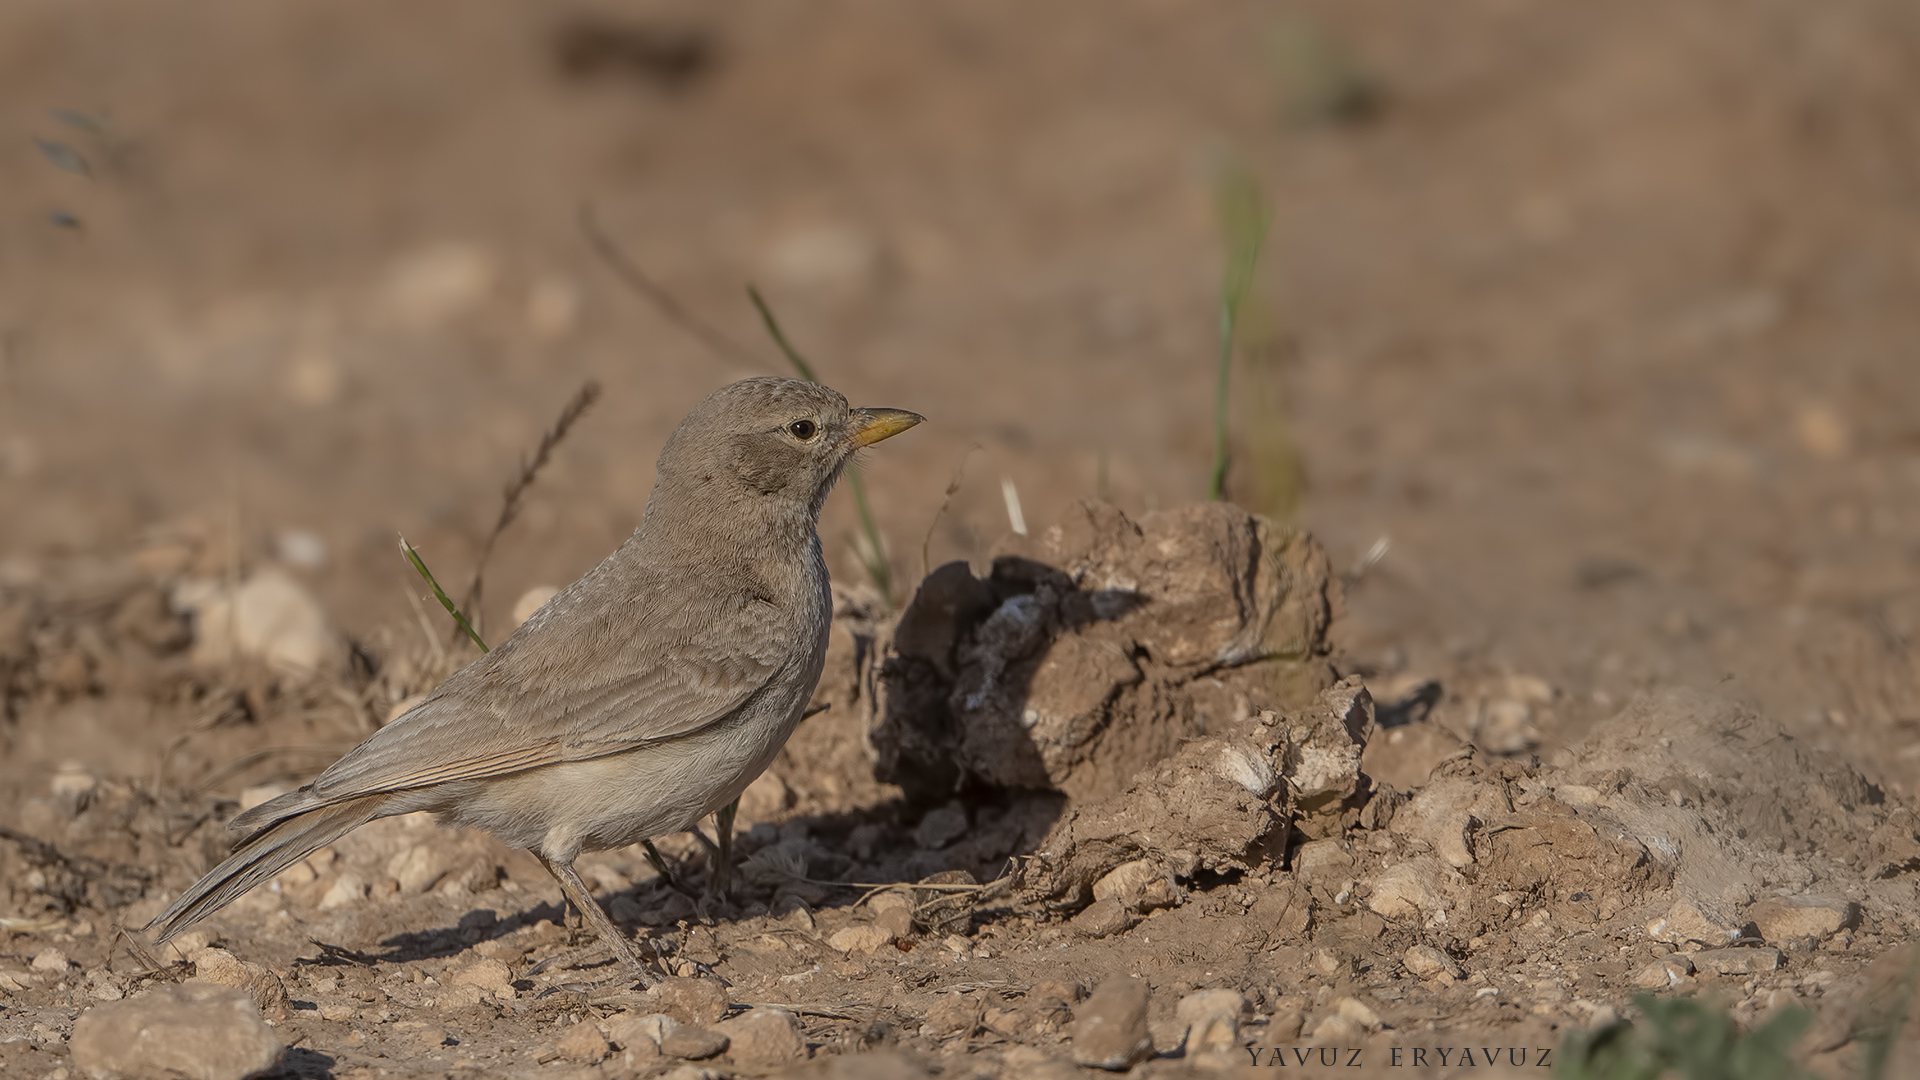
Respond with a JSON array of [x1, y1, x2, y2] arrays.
[[650, 377, 922, 524]]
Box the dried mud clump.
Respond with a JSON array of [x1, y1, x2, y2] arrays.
[[868, 500, 1337, 804]]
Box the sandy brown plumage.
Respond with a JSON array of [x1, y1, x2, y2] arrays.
[[145, 378, 922, 984]]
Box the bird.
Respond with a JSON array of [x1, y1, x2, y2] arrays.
[[144, 377, 922, 984]]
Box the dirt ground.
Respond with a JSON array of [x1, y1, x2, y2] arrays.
[[6, 1, 1920, 1077]]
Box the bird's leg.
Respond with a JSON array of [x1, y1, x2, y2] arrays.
[[708, 797, 739, 899], [533, 852, 656, 989]]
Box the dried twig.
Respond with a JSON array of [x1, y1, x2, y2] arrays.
[[459, 379, 603, 636], [922, 445, 980, 581], [578, 203, 760, 367]]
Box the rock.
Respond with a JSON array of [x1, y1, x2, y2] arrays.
[[318, 871, 368, 909], [450, 958, 514, 994], [1070, 898, 1133, 939], [869, 890, 915, 937], [555, 1019, 611, 1064], [1694, 947, 1782, 975], [1749, 896, 1856, 943], [189, 948, 291, 1020], [1333, 996, 1383, 1032], [1284, 677, 1375, 835], [1632, 954, 1695, 989], [1176, 989, 1246, 1061], [511, 586, 560, 631], [1309, 948, 1345, 977], [72, 983, 283, 1080], [1292, 838, 1353, 885], [1388, 776, 1503, 869], [175, 568, 336, 675], [386, 844, 449, 894], [869, 502, 1335, 804], [912, 802, 969, 849], [1310, 1013, 1370, 1044], [31, 947, 70, 973], [1403, 944, 1463, 979], [1365, 857, 1454, 922], [646, 977, 730, 1025], [1070, 978, 1153, 1071], [603, 1011, 677, 1073], [716, 1006, 803, 1067], [1091, 859, 1158, 906], [659, 1024, 729, 1060], [828, 924, 896, 954], [1015, 705, 1291, 912], [1645, 896, 1743, 948], [920, 993, 984, 1040], [383, 242, 499, 328]]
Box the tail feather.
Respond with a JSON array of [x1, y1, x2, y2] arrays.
[[227, 786, 323, 835], [145, 794, 387, 944]]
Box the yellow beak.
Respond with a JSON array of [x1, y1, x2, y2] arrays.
[[848, 407, 925, 447]]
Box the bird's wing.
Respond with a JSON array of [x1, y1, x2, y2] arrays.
[[309, 562, 800, 801]]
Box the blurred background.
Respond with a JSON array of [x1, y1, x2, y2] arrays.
[[5, 0, 1920, 790]]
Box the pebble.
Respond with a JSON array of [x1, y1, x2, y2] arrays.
[[176, 568, 335, 674], [71, 983, 282, 1080], [643, 977, 730, 1025], [1403, 943, 1464, 979], [1633, 954, 1695, 988], [318, 871, 368, 910], [1091, 859, 1159, 906], [1693, 946, 1782, 975], [1366, 858, 1451, 921], [869, 889, 915, 937], [1333, 995, 1383, 1032], [659, 1024, 729, 1060], [554, 1019, 611, 1064], [1645, 896, 1742, 947], [716, 1006, 804, 1066], [605, 1010, 668, 1046], [919, 993, 984, 1040], [1070, 978, 1152, 1071], [386, 844, 449, 894], [383, 242, 499, 328], [1176, 989, 1246, 1059], [1310, 1013, 1371, 1043], [190, 948, 292, 1020], [1748, 896, 1855, 943], [30, 947, 70, 973], [450, 958, 514, 994], [511, 586, 560, 629], [828, 924, 896, 954], [1070, 898, 1132, 939]]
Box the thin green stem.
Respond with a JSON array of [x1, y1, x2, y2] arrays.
[[399, 536, 489, 653], [1208, 164, 1271, 502], [747, 284, 894, 604]]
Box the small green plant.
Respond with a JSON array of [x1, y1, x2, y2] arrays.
[[748, 285, 895, 605], [1555, 994, 1813, 1080], [1208, 159, 1272, 502]]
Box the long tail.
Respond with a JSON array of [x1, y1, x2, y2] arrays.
[[145, 792, 388, 944]]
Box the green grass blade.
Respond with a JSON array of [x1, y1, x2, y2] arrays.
[[748, 284, 819, 383], [399, 535, 489, 653], [746, 284, 894, 604], [1208, 161, 1271, 501]]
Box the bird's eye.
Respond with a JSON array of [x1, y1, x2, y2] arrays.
[[787, 419, 818, 440]]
